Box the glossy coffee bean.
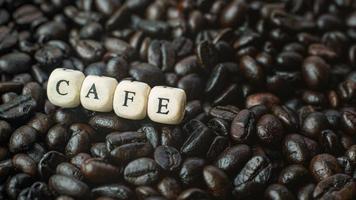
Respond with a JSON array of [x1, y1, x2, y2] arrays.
[[230, 109, 255, 143], [124, 158, 160, 186], [257, 114, 284, 145], [9, 125, 37, 153], [81, 158, 120, 183], [264, 184, 295, 200], [313, 174, 356, 199], [309, 154, 342, 182], [154, 145, 181, 171], [49, 175, 89, 198]]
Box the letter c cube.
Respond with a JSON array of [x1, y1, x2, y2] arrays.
[[47, 68, 85, 108]]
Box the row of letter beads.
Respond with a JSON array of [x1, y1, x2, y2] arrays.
[[47, 68, 186, 124]]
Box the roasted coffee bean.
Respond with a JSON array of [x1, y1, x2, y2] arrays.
[[124, 158, 160, 186], [28, 113, 54, 135], [214, 144, 251, 174], [161, 126, 184, 149], [75, 40, 104, 62], [302, 112, 329, 139], [240, 55, 265, 86], [0, 52, 31, 74], [135, 186, 159, 200], [65, 129, 90, 157], [49, 175, 89, 198], [181, 121, 215, 156], [81, 158, 120, 183], [177, 188, 211, 200], [341, 110, 356, 136], [283, 134, 319, 165], [209, 105, 239, 121], [129, 62, 165, 87], [233, 156, 272, 199], [106, 131, 152, 162], [89, 113, 132, 133], [319, 129, 343, 155], [105, 56, 129, 81], [230, 109, 255, 143], [38, 151, 67, 179], [0, 94, 37, 121], [157, 177, 181, 199], [203, 165, 230, 198], [5, 173, 34, 199], [9, 125, 37, 153], [313, 174, 356, 200], [179, 157, 206, 186], [148, 40, 175, 72], [309, 154, 342, 182], [92, 184, 133, 200], [56, 162, 83, 181], [257, 114, 284, 145], [154, 145, 181, 171], [297, 183, 315, 200], [90, 143, 108, 158], [0, 159, 13, 182], [278, 164, 309, 189], [272, 105, 299, 131], [12, 153, 37, 177], [0, 119, 11, 143], [264, 184, 295, 200], [46, 124, 70, 152], [246, 93, 280, 109]]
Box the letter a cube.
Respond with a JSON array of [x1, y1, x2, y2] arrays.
[[147, 86, 186, 124], [113, 80, 151, 120], [80, 75, 118, 112], [47, 68, 85, 108]]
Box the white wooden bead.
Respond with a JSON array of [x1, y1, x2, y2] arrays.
[[147, 86, 186, 124], [80, 75, 118, 112], [113, 80, 151, 120], [47, 68, 85, 108]]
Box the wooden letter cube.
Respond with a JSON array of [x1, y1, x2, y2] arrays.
[[113, 80, 151, 120], [47, 68, 85, 108], [80, 75, 118, 112], [147, 86, 186, 124]]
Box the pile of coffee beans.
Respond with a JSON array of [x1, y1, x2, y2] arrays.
[[0, 0, 355, 199]]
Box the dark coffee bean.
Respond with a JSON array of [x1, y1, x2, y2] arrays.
[[283, 134, 319, 165], [196, 40, 218, 70], [272, 105, 299, 131], [178, 73, 203, 100], [12, 153, 37, 176], [89, 113, 132, 133], [214, 144, 251, 174], [75, 40, 104, 62], [157, 177, 181, 199], [0, 158, 12, 180], [209, 105, 239, 121], [220, 0, 247, 27], [319, 129, 343, 155], [276, 51, 303, 71], [179, 157, 206, 185], [246, 93, 280, 109], [264, 184, 295, 200], [70, 153, 91, 169], [81, 158, 120, 183], [35, 45, 65, 68], [302, 112, 329, 139], [309, 154, 342, 182], [230, 109, 255, 143], [177, 188, 211, 200], [79, 22, 103, 40], [104, 56, 129, 81], [132, 16, 170, 37], [203, 165, 230, 198], [0, 27, 17, 53], [65, 129, 90, 157], [297, 183, 315, 200], [45, 124, 70, 151], [135, 186, 159, 199], [154, 145, 181, 171], [313, 174, 356, 200], [140, 124, 160, 148], [9, 125, 37, 153], [161, 126, 184, 149], [174, 56, 199, 76], [240, 55, 265, 86], [38, 151, 67, 179], [205, 64, 229, 96], [257, 114, 284, 145], [172, 36, 193, 58], [56, 162, 83, 180], [0, 94, 37, 121], [27, 113, 53, 136], [129, 62, 165, 87], [180, 121, 215, 156], [49, 174, 89, 198], [148, 40, 175, 72], [0, 52, 31, 74], [278, 164, 309, 189], [5, 173, 34, 199], [0, 119, 11, 143], [90, 142, 108, 158], [233, 156, 272, 199], [345, 145, 356, 166], [92, 184, 133, 200], [302, 56, 330, 90], [26, 143, 46, 163], [124, 158, 160, 186], [341, 110, 356, 136]]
